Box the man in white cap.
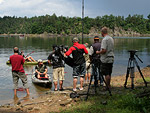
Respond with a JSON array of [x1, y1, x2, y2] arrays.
[[35, 59, 48, 79]]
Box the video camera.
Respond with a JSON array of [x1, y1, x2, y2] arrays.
[[128, 50, 143, 63], [54, 45, 68, 55], [128, 50, 138, 58]]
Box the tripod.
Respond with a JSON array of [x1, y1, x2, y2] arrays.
[[124, 50, 147, 89], [85, 63, 112, 101]]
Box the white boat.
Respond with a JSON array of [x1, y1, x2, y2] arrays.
[[31, 74, 52, 88]]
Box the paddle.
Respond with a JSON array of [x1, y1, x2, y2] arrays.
[[25, 51, 35, 58]]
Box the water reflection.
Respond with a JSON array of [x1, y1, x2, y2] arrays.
[[13, 94, 30, 105]]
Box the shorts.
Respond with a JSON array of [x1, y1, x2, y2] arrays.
[[73, 63, 86, 78], [53, 67, 65, 82], [12, 71, 28, 89], [86, 62, 91, 73], [35, 72, 45, 77], [101, 63, 113, 76]]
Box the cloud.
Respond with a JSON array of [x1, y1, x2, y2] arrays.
[[0, 0, 150, 18], [0, 0, 82, 17], [0, 0, 3, 4]]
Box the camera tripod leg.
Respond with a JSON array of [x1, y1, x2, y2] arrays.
[[130, 66, 135, 89], [100, 74, 112, 96], [85, 74, 94, 101], [124, 59, 131, 88], [134, 59, 147, 87]]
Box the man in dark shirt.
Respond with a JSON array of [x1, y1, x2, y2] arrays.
[[10, 47, 29, 96], [64, 37, 88, 91], [48, 45, 65, 91], [89, 36, 103, 86]]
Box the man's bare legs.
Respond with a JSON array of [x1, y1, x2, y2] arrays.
[[105, 75, 111, 89]]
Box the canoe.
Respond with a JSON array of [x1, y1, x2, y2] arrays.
[[31, 74, 52, 88], [6, 60, 49, 65]]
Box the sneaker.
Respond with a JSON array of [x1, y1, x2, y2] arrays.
[[79, 87, 83, 91], [73, 88, 77, 92], [100, 83, 104, 86], [59, 88, 64, 91], [54, 89, 58, 91]]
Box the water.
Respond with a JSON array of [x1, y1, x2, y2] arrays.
[[0, 36, 150, 105]]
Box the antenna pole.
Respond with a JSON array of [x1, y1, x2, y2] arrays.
[[82, 0, 84, 44]]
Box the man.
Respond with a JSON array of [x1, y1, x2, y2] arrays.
[[84, 43, 91, 83], [35, 59, 48, 79], [9, 47, 29, 96], [96, 27, 114, 89], [89, 36, 103, 86], [48, 45, 65, 91], [64, 37, 88, 91]]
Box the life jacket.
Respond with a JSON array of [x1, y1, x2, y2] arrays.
[[36, 64, 46, 73]]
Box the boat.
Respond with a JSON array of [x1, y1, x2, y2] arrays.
[[6, 60, 49, 65], [31, 74, 52, 88], [19, 34, 25, 38]]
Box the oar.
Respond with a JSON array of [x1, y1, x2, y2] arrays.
[[25, 51, 35, 58]]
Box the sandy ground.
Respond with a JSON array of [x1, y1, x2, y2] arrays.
[[0, 67, 150, 113]]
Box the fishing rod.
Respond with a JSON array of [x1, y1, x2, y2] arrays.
[[25, 51, 35, 58]]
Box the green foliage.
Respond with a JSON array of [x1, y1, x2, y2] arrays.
[[0, 14, 150, 34], [61, 90, 150, 113]]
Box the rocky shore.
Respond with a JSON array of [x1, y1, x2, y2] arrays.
[[1, 27, 150, 38], [0, 66, 150, 113]]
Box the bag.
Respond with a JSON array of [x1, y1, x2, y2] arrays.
[[70, 92, 79, 98], [64, 56, 75, 67]]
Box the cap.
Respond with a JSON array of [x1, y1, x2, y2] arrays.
[[72, 37, 79, 42], [38, 59, 43, 63], [94, 36, 99, 40]]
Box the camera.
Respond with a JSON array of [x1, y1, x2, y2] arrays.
[[54, 45, 68, 54], [128, 50, 138, 58], [128, 50, 138, 53]]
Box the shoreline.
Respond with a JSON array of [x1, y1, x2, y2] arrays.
[[0, 33, 150, 38], [0, 66, 150, 113]]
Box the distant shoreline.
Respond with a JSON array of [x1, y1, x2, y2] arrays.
[[0, 33, 150, 38]]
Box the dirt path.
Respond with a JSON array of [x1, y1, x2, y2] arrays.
[[0, 67, 150, 113]]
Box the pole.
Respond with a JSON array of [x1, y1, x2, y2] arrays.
[[82, 0, 84, 44]]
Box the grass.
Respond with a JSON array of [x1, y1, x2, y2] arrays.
[[60, 78, 150, 113]]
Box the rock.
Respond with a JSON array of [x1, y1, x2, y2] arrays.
[[34, 107, 41, 111], [28, 107, 33, 110], [17, 101, 21, 105], [60, 99, 72, 106], [101, 101, 107, 105]]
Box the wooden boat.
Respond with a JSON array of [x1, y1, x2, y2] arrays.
[[32, 74, 52, 88], [6, 60, 49, 65]]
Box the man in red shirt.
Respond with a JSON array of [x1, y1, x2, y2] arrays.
[[64, 37, 88, 91], [10, 47, 29, 96]]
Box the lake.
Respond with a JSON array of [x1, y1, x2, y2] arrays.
[[0, 36, 150, 105]]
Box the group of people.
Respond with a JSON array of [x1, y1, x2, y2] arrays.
[[9, 27, 114, 96]]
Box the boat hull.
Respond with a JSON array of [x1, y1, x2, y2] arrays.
[[6, 60, 49, 65], [31, 74, 52, 88]]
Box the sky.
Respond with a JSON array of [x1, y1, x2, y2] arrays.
[[0, 0, 150, 18]]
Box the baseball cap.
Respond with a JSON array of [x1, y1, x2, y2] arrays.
[[72, 37, 79, 42], [38, 59, 43, 63], [94, 36, 99, 40]]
